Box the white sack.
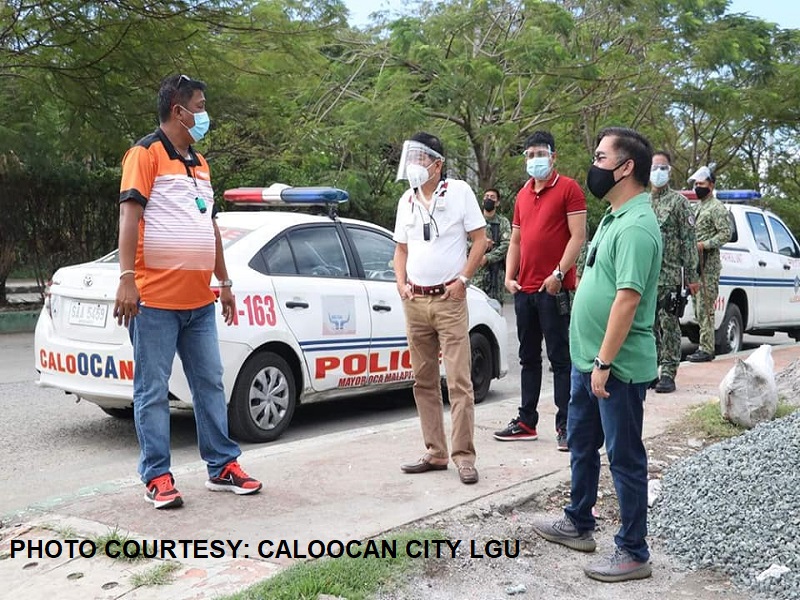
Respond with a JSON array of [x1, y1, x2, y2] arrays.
[[719, 344, 778, 429]]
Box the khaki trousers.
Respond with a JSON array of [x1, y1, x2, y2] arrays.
[[402, 295, 476, 465]]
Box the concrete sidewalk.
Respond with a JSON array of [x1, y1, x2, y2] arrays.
[[2, 344, 799, 599]]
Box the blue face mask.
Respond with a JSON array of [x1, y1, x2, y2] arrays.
[[180, 107, 210, 142], [527, 157, 552, 180]]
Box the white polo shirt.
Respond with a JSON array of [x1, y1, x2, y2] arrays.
[[393, 178, 485, 286]]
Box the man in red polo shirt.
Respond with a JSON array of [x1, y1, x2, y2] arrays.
[[496, 131, 587, 450]]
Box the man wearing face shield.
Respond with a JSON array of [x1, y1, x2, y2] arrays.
[[533, 127, 662, 583], [496, 131, 586, 451], [472, 188, 511, 304], [649, 151, 699, 393], [392, 132, 487, 485], [686, 166, 731, 363]]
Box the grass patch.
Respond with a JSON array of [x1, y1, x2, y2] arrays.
[[131, 561, 181, 587], [219, 530, 444, 600], [93, 527, 143, 562], [684, 399, 799, 440]]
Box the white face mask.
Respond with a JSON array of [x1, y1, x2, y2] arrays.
[[406, 163, 432, 189], [650, 168, 670, 188]]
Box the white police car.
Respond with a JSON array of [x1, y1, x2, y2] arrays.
[[35, 185, 509, 442], [679, 189, 800, 353]]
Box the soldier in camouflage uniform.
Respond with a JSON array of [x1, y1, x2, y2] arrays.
[[649, 152, 699, 393], [686, 167, 732, 363], [472, 188, 511, 304]]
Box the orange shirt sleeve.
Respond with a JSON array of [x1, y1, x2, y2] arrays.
[[119, 145, 155, 206]]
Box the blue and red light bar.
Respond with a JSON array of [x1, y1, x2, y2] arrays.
[[716, 189, 761, 201], [224, 183, 349, 206], [678, 189, 761, 202]]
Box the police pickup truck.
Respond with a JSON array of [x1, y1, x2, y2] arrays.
[[680, 189, 800, 354]]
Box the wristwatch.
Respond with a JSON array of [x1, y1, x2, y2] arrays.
[[552, 268, 564, 281], [218, 279, 233, 288], [458, 274, 470, 288], [593, 356, 611, 371]]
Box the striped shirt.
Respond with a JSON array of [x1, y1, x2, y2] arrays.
[[119, 128, 216, 309]]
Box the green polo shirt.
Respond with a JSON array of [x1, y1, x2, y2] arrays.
[[570, 192, 663, 383]]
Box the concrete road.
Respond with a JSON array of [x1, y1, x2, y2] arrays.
[[0, 313, 522, 517], [0, 308, 791, 518]]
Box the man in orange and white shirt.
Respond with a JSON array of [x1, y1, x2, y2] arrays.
[[114, 74, 261, 509]]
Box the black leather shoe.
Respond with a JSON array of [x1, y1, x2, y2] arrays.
[[687, 350, 714, 363], [401, 456, 448, 474], [654, 375, 676, 393]]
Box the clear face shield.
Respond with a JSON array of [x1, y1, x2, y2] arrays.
[[687, 165, 712, 187], [395, 140, 444, 188]]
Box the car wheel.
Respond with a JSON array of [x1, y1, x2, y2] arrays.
[[228, 351, 297, 443], [715, 304, 743, 355], [470, 331, 493, 403], [100, 406, 134, 419]]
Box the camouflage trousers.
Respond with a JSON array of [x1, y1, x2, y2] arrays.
[[692, 268, 721, 355], [656, 287, 682, 379], [474, 265, 505, 305]]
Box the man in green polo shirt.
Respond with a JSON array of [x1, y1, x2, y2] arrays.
[[532, 127, 662, 583]]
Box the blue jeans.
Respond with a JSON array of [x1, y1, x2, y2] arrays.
[[564, 366, 650, 562], [514, 291, 571, 432], [129, 302, 240, 484]]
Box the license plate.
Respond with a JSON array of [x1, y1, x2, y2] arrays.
[[69, 301, 108, 328]]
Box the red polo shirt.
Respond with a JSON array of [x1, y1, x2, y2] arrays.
[[512, 171, 587, 292]]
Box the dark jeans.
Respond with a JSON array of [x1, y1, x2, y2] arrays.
[[564, 367, 650, 563], [514, 290, 571, 432]]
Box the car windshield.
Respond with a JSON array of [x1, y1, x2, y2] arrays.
[[96, 250, 119, 263]]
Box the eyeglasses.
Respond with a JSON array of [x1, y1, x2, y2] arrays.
[[651, 165, 671, 172], [523, 149, 551, 160], [178, 74, 192, 87]]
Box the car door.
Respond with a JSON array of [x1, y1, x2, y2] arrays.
[[745, 211, 783, 325], [261, 224, 372, 392], [767, 215, 800, 323], [342, 224, 414, 386]]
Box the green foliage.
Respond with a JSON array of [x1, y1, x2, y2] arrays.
[[684, 399, 799, 440], [130, 561, 181, 587], [1, 0, 799, 278], [219, 530, 443, 600], [93, 527, 144, 562]]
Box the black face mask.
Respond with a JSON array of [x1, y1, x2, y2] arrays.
[[586, 161, 626, 199], [694, 186, 712, 199], [483, 199, 497, 211]]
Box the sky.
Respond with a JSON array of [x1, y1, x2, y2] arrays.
[[343, 0, 800, 29]]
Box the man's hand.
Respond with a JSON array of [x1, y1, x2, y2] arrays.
[[505, 278, 522, 294], [442, 278, 467, 301], [687, 282, 700, 295], [591, 368, 610, 399], [114, 276, 140, 327], [697, 241, 705, 251], [539, 274, 562, 295], [220, 287, 236, 325], [398, 281, 414, 300]]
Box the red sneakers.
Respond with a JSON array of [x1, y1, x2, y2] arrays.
[[205, 461, 263, 495], [145, 473, 184, 509]]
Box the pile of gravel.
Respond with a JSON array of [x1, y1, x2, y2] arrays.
[[651, 410, 800, 599]]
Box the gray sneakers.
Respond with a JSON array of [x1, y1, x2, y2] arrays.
[[531, 515, 597, 552], [584, 547, 652, 582]]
